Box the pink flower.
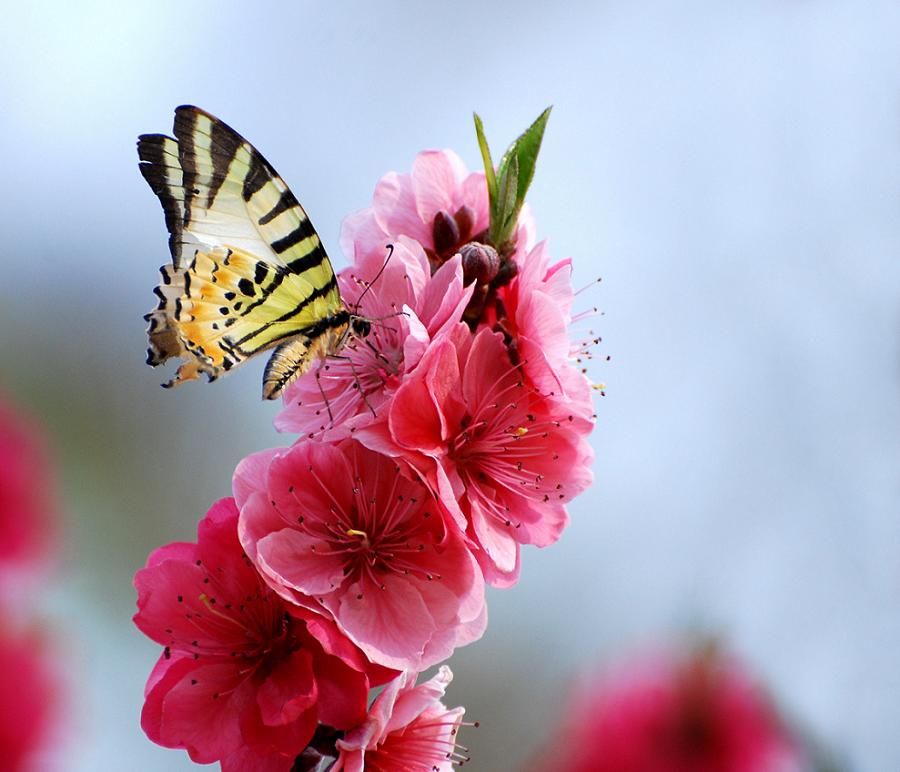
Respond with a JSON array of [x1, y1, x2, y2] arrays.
[[497, 241, 588, 402], [134, 498, 390, 768], [339, 149, 536, 321], [334, 666, 469, 772], [0, 622, 58, 772], [493, 239, 595, 427], [276, 238, 472, 439], [530, 646, 803, 772], [234, 441, 487, 671], [0, 398, 55, 573], [357, 327, 593, 586], [342, 149, 491, 261]]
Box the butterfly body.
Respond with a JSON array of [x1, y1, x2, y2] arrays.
[[261, 310, 365, 401], [139, 106, 358, 399]]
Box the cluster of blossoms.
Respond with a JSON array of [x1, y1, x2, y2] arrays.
[[135, 113, 596, 769], [529, 645, 805, 772], [0, 397, 59, 770]]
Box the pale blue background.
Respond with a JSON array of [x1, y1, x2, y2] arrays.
[[1, 1, 898, 769]]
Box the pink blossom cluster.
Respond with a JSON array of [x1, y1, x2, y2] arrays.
[[135, 149, 595, 769], [529, 645, 804, 772], [0, 397, 59, 770]]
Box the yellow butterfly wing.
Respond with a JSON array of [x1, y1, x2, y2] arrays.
[[138, 106, 347, 398]]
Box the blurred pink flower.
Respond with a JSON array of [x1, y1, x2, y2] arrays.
[[0, 622, 58, 772], [276, 238, 472, 439], [0, 398, 55, 573], [357, 327, 593, 586], [134, 498, 391, 767], [234, 441, 487, 671], [530, 646, 802, 772], [333, 666, 468, 772]]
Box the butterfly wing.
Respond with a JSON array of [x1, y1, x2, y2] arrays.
[[138, 106, 344, 396]]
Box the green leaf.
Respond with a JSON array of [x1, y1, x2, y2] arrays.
[[473, 112, 496, 203], [496, 107, 551, 207], [475, 106, 552, 248], [509, 106, 551, 205], [492, 153, 519, 245]]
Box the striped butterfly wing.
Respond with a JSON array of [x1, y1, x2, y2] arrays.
[[138, 106, 347, 399]]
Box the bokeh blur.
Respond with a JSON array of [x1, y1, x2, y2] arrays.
[[2, 1, 898, 769]]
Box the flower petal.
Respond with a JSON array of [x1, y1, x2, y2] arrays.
[[256, 529, 347, 597], [257, 649, 317, 727], [337, 574, 437, 671], [411, 150, 467, 226]]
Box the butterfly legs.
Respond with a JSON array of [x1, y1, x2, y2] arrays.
[[310, 351, 377, 433], [313, 366, 335, 425], [327, 353, 378, 418]]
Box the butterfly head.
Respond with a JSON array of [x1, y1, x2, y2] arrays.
[[350, 315, 372, 338]]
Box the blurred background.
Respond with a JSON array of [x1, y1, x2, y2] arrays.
[[2, 1, 898, 769]]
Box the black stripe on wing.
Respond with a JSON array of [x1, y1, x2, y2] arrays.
[[207, 118, 242, 208], [232, 275, 340, 348], [271, 217, 317, 254], [137, 134, 184, 264], [259, 188, 300, 226], [172, 108, 199, 227], [170, 106, 326, 264]]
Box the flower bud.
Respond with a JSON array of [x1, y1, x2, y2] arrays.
[[459, 242, 500, 285], [432, 210, 460, 256], [491, 256, 518, 288], [453, 204, 475, 242]]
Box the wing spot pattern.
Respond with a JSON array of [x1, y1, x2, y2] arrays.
[[138, 106, 348, 397]]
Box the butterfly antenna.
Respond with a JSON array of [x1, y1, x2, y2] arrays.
[[353, 243, 394, 313]]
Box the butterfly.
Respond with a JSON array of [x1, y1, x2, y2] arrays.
[[138, 105, 371, 400]]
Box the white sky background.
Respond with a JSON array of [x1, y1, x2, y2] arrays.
[[1, 1, 899, 769]]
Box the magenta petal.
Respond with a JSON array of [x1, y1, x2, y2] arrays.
[[542, 257, 575, 318], [385, 666, 453, 734], [300, 610, 398, 688], [141, 656, 193, 751], [477, 546, 521, 588], [339, 208, 388, 263], [143, 540, 195, 570], [151, 660, 250, 763], [410, 150, 466, 225], [269, 443, 354, 519], [432, 462, 467, 531], [240, 696, 318, 759], [144, 652, 173, 697], [338, 575, 437, 670], [362, 672, 410, 745], [391, 235, 432, 295], [256, 529, 346, 596], [470, 500, 519, 575], [511, 497, 571, 548], [418, 256, 473, 338], [234, 449, 280, 509], [352, 415, 402, 459], [239, 491, 286, 558], [460, 171, 490, 232], [373, 170, 430, 244], [221, 747, 294, 772], [257, 649, 317, 726], [312, 650, 369, 730], [400, 306, 430, 374], [462, 328, 512, 409], [134, 560, 218, 648], [335, 668, 467, 772], [390, 339, 461, 452]]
